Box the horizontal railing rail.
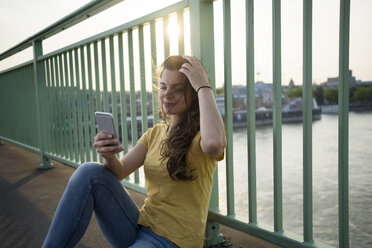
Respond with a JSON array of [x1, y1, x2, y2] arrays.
[[0, 0, 352, 247]]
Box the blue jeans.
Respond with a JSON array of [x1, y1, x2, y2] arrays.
[[42, 162, 178, 248]]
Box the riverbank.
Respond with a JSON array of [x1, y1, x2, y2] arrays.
[[321, 102, 372, 114]]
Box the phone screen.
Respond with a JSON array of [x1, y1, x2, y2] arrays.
[[95, 112, 117, 138]]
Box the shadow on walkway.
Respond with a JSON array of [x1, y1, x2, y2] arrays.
[[0, 142, 108, 247]]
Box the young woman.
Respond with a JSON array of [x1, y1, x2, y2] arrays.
[[42, 55, 226, 248]]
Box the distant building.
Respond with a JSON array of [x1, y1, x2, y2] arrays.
[[356, 80, 372, 87], [321, 70, 357, 88], [216, 96, 225, 115], [225, 81, 287, 109]]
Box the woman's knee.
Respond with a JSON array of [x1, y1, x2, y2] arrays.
[[70, 162, 106, 184]]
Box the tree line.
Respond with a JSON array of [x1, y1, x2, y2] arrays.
[[286, 85, 372, 104]]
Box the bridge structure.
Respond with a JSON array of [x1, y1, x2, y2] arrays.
[[0, 0, 351, 247]]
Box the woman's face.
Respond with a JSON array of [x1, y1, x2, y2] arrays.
[[159, 69, 193, 120]]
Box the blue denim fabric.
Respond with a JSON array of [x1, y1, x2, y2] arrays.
[[129, 226, 178, 248], [42, 162, 177, 248]]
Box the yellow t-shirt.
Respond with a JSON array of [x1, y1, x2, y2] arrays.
[[137, 123, 223, 248]]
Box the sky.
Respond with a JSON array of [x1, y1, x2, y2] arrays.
[[0, 0, 371, 87]]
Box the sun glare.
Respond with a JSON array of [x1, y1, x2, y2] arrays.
[[167, 22, 180, 40]]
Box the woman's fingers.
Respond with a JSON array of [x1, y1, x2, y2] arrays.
[[93, 138, 119, 148], [96, 145, 124, 153], [179, 55, 209, 90], [94, 131, 114, 142], [96, 145, 125, 157], [93, 130, 124, 158], [93, 131, 124, 156]]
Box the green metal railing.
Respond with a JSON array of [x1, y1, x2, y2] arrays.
[[0, 0, 351, 247]]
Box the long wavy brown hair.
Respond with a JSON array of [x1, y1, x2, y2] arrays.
[[159, 55, 202, 181]]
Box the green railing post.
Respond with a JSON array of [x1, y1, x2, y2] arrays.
[[32, 40, 53, 169], [338, 0, 350, 247], [272, 0, 283, 233], [303, 0, 313, 243], [246, 0, 257, 224], [189, 0, 224, 246]]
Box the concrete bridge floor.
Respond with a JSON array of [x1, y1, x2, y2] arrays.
[[0, 141, 281, 248]]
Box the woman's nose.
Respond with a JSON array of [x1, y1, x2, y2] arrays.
[[164, 88, 173, 97]]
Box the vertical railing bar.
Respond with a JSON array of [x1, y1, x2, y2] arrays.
[[1, 73, 5, 139], [246, 0, 257, 224], [19, 68, 25, 143], [93, 41, 103, 163], [303, 0, 313, 242], [50, 57, 57, 153], [44, 59, 53, 153], [16, 68, 21, 142], [40, 61, 49, 154], [28, 66, 34, 145], [18, 68, 22, 142], [54, 55, 63, 157], [23, 67, 27, 143], [13, 70, 16, 140], [16, 69, 19, 141], [86, 43, 97, 162], [57, 54, 65, 157], [338, 0, 350, 247], [3, 73, 7, 140], [25, 67, 30, 144], [139, 25, 149, 134], [150, 20, 160, 125], [30, 64, 37, 145], [128, 28, 140, 183], [32, 40, 52, 168], [7, 72, 11, 140], [109, 36, 119, 137], [80, 46, 91, 161], [272, 0, 283, 232], [94, 41, 102, 112], [177, 9, 185, 55], [18, 68, 23, 143], [28, 66, 34, 146], [13, 68, 20, 142], [101, 38, 110, 113], [13, 71, 17, 141], [188, 1, 224, 244], [118, 32, 129, 155], [64, 52, 74, 161], [58, 54, 68, 159], [163, 15, 170, 58], [50, 57, 57, 154], [69, 50, 79, 163], [23, 67, 28, 143], [61, 54, 70, 159], [4, 72, 8, 138], [223, 0, 235, 216], [24, 67, 29, 143], [30, 65, 36, 146], [10, 72, 14, 140], [4, 73, 8, 139], [74, 47, 85, 163]]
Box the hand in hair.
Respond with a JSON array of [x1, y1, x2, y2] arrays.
[[178, 55, 210, 92]]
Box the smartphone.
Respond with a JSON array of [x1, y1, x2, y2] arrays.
[[95, 112, 117, 138]]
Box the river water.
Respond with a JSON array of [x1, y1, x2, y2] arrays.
[[216, 111, 372, 247]]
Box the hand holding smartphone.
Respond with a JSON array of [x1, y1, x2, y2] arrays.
[[94, 112, 124, 157]]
